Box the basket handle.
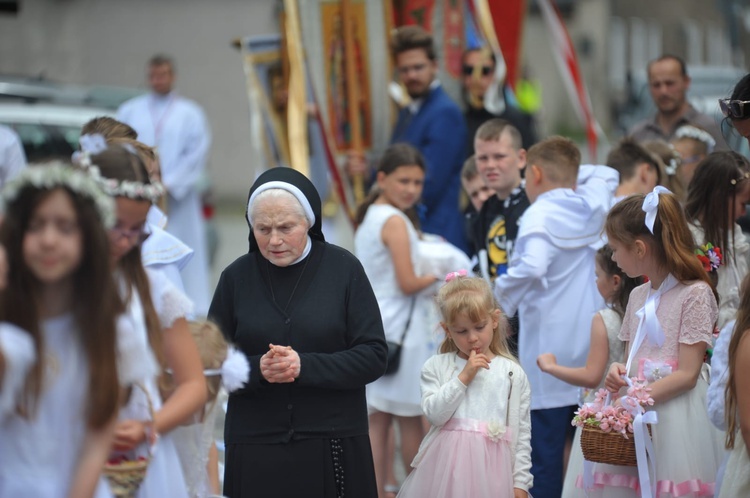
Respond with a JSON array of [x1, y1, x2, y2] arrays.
[[132, 382, 158, 456]]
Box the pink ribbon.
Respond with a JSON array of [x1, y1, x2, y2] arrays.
[[444, 269, 468, 282]]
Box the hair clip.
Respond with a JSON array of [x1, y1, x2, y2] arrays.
[[730, 172, 750, 185], [445, 269, 468, 282]]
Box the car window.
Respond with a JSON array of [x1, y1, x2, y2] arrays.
[[4, 122, 75, 162]]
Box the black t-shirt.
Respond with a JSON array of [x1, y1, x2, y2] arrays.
[[473, 185, 530, 279]]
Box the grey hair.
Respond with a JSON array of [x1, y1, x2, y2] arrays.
[[248, 188, 310, 227]]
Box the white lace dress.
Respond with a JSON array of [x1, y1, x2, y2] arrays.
[[355, 204, 437, 416], [563, 308, 624, 498], [107, 268, 194, 498], [171, 396, 222, 497], [581, 280, 724, 497]]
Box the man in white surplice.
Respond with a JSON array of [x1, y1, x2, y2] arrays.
[[118, 54, 212, 316]]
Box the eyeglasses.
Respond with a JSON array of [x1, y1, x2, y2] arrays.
[[719, 99, 750, 119], [462, 65, 493, 77], [680, 154, 703, 164], [110, 224, 149, 244]]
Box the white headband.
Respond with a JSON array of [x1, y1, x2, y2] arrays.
[[674, 125, 716, 153], [247, 181, 315, 226], [642, 186, 672, 234]]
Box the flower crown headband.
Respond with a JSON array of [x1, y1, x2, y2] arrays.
[[674, 125, 716, 153], [74, 134, 166, 204], [0, 162, 116, 228]]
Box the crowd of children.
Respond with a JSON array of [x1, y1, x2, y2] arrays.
[[3, 93, 750, 498]]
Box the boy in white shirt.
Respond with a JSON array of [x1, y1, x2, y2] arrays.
[[494, 136, 618, 498]]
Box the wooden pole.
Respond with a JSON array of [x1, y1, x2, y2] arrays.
[[341, 0, 365, 204]]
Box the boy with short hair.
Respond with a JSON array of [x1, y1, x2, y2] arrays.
[[495, 136, 618, 498], [473, 118, 530, 279], [606, 137, 660, 202]]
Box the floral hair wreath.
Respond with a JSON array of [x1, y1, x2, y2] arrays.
[[695, 243, 723, 273], [74, 134, 166, 204], [674, 125, 716, 153], [0, 162, 116, 228]]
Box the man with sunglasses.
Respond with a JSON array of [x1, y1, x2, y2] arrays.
[[461, 48, 537, 158], [389, 25, 469, 253], [629, 55, 727, 149]]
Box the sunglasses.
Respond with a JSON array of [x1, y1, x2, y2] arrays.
[[462, 65, 493, 77], [719, 99, 750, 119]]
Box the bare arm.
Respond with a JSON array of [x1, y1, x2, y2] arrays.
[[381, 215, 437, 295], [647, 341, 707, 404], [734, 333, 750, 454], [67, 416, 117, 498], [155, 317, 207, 433], [113, 317, 207, 450], [538, 313, 611, 389]]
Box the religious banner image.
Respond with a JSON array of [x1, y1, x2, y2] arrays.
[[320, 0, 373, 150]]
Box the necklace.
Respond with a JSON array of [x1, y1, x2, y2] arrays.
[[266, 255, 311, 315]]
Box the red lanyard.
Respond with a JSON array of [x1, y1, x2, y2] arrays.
[[149, 94, 176, 143]]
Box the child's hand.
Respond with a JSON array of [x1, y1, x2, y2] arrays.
[[513, 488, 528, 498], [112, 419, 149, 451], [458, 350, 491, 385], [536, 353, 557, 373], [605, 362, 628, 393]]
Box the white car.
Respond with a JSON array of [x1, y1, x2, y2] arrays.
[[0, 102, 113, 162]]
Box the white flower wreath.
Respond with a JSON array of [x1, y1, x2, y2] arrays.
[[74, 136, 166, 204], [1, 162, 116, 228], [674, 125, 716, 153]]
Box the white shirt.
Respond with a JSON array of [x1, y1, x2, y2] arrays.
[[0, 125, 26, 188], [495, 165, 619, 410]]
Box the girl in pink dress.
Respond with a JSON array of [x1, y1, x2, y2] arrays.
[[591, 188, 725, 497], [397, 274, 532, 498]]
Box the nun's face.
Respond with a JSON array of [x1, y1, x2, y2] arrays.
[[252, 196, 310, 267]]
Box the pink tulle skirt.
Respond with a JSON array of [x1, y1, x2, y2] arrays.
[[397, 418, 515, 498]]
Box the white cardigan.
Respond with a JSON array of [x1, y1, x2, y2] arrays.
[[414, 352, 533, 491]]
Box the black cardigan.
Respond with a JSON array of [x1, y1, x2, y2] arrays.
[[209, 241, 387, 444]]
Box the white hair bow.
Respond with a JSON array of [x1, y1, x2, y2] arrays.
[[642, 186, 672, 234], [78, 133, 108, 154], [204, 347, 250, 393]]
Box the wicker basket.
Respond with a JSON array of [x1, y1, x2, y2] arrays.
[[103, 383, 154, 498], [580, 424, 651, 467]]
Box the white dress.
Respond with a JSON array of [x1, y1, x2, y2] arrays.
[[397, 353, 533, 497], [354, 204, 437, 416], [171, 398, 222, 497], [0, 316, 112, 497], [689, 222, 750, 329], [109, 268, 195, 498], [718, 437, 750, 497], [581, 280, 724, 497], [118, 92, 212, 316], [562, 308, 624, 498], [142, 205, 194, 295]]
